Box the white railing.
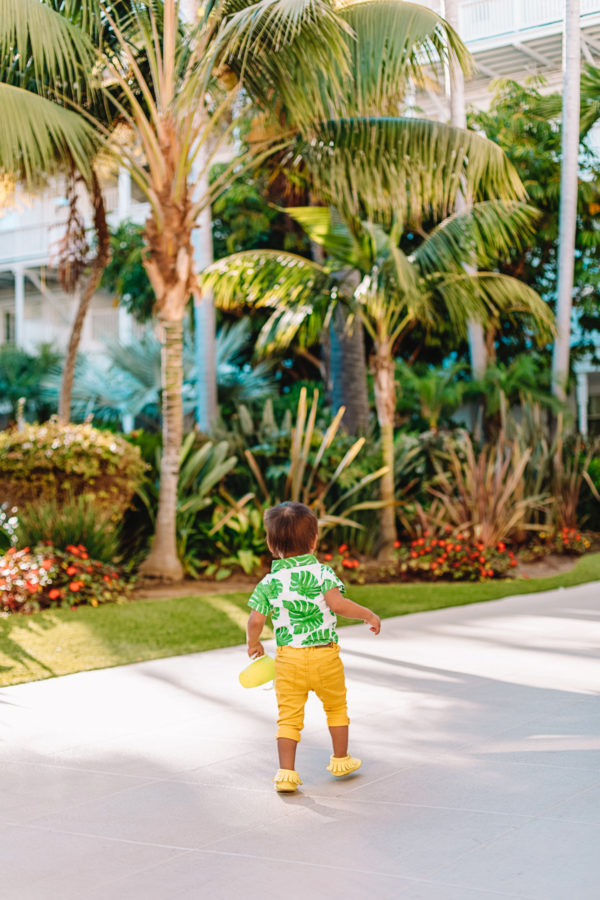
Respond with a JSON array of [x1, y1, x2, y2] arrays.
[[460, 0, 600, 41]]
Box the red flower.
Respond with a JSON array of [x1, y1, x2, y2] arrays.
[[103, 575, 112, 583], [497, 542, 506, 553], [352, 560, 360, 568], [410, 551, 418, 559], [66, 566, 77, 576], [342, 559, 353, 569], [323, 553, 333, 561], [394, 540, 401, 548], [48, 589, 61, 600], [41, 559, 53, 570], [69, 581, 82, 592], [80, 553, 89, 560], [338, 544, 348, 553], [25, 581, 39, 594]]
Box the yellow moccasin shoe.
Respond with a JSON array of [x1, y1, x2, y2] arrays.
[[326, 754, 362, 777], [273, 768, 302, 792]]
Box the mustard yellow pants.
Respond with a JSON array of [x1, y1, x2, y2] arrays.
[[275, 644, 350, 742]]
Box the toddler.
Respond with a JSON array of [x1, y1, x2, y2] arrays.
[[246, 501, 381, 792]]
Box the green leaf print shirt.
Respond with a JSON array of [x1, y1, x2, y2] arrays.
[[248, 554, 345, 648]]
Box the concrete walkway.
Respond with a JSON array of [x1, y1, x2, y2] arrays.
[[1, 583, 599, 900]]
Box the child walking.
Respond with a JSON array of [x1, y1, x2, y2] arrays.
[[246, 501, 381, 793]]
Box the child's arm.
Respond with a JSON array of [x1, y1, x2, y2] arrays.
[[325, 588, 381, 634], [247, 609, 268, 657]]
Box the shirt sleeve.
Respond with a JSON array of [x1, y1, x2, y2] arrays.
[[248, 577, 273, 616], [320, 565, 346, 595]]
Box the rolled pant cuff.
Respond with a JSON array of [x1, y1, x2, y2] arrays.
[[326, 714, 350, 728], [276, 726, 301, 742]]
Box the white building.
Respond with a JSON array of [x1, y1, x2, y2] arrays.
[[1, 0, 600, 431]]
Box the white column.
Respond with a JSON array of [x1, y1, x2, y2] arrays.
[[444, 0, 487, 381], [117, 167, 131, 222], [14, 266, 24, 348], [552, 0, 581, 401], [576, 371, 589, 437], [118, 305, 134, 344]]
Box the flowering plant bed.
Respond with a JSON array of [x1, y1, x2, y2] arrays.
[[0, 543, 133, 614], [324, 535, 523, 584]]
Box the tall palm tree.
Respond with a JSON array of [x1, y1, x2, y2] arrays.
[[204, 201, 553, 554], [83, 0, 352, 579], [245, 0, 473, 434], [552, 0, 581, 402]]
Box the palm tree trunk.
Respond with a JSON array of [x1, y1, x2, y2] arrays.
[[138, 316, 184, 581], [330, 304, 370, 434], [552, 0, 581, 402], [372, 338, 397, 558], [58, 172, 110, 424]]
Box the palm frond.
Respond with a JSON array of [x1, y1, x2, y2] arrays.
[[302, 117, 525, 225], [202, 248, 329, 311], [210, 0, 352, 126], [436, 272, 554, 343], [0, 0, 95, 92], [282, 205, 360, 266], [338, 0, 471, 114], [0, 83, 96, 182], [413, 201, 539, 276]]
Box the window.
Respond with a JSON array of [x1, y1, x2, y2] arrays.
[[589, 393, 600, 436], [3, 309, 14, 344]]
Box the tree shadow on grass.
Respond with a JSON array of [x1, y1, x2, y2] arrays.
[[0, 613, 59, 682]]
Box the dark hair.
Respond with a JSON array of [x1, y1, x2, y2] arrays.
[[264, 502, 318, 557]]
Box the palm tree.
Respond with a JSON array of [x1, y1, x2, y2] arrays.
[[552, 0, 581, 402], [204, 201, 553, 554], [0, 2, 127, 424], [84, 0, 353, 579], [0, 0, 96, 183]]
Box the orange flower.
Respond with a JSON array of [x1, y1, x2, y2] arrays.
[[393, 540, 401, 548], [103, 575, 111, 583], [69, 581, 82, 592], [41, 559, 53, 570], [48, 588, 61, 600], [66, 566, 77, 576], [25, 581, 39, 593], [323, 553, 333, 561], [497, 542, 506, 553], [80, 553, 89, 560], [342, 559, 353, 568], [338, 544, 348, 553], [410, 551, 418, 559]]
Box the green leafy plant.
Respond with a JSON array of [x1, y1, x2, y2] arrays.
[[133, 435, 238, 576], [0, 422, 145, 518], [0, 543, 133, 614], [16, 496, 120, 563], [427, 431, 550, 547], [235, 386, 387, 534]]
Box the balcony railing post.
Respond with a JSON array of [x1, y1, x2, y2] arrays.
[[13, 266, 24, 348]]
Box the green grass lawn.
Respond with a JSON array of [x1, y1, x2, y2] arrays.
[[2, 552, 599, 688]]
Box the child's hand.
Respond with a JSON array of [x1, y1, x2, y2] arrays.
[[365, 612, 381, 635], [248, 642, 265, 659]]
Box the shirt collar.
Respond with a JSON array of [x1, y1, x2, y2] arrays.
[[271, 553, 317, 572]]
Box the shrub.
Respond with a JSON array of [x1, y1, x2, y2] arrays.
[[427, 430, 550, 547], [0, 543, 133, 614], [16, 496, 120, 563], [0, 423, 145, 518]]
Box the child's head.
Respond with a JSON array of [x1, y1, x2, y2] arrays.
[[264, 502, 318, 558]]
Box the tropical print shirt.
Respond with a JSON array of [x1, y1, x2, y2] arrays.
[[248, 553, 345, 648]]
